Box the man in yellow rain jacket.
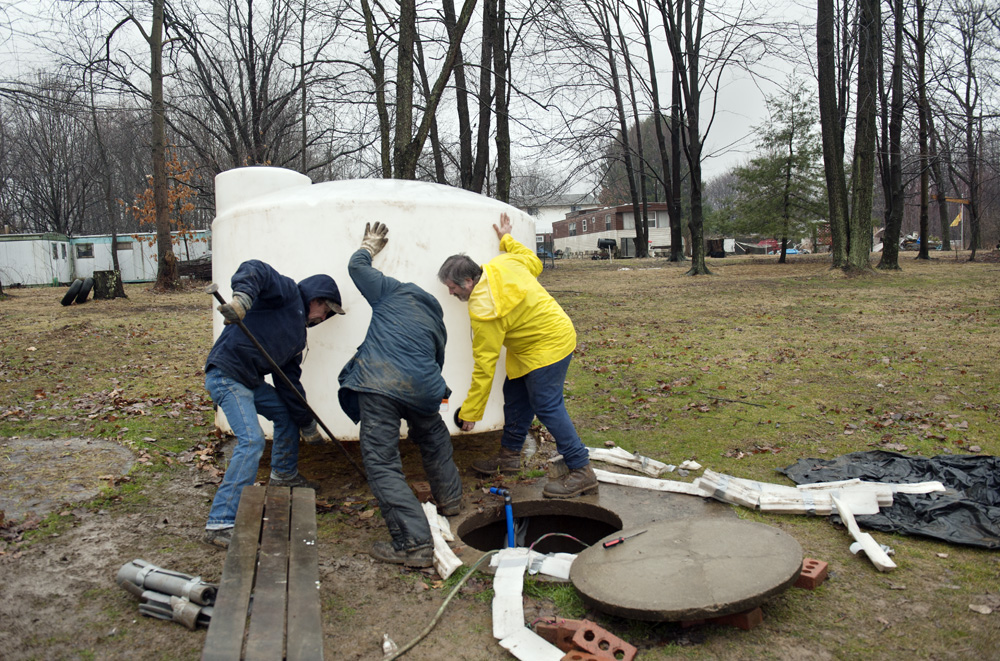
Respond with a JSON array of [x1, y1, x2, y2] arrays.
[[437, 212, 598, 498]]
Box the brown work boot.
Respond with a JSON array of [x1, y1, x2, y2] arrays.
[[437, 500, 463, 517], [370, 541, 434, 568], [543, 464, 599, 499], [471, 446, 522, 476]]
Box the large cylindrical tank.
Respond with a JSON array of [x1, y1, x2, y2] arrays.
[[211, 166, 535, 440]]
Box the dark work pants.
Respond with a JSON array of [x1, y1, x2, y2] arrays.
[[358, 392, 463, 551]]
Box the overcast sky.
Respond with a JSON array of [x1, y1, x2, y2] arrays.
[[1, 0, 813, 200]]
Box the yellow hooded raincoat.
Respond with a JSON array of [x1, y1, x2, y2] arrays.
[[461, 234, 576, 422]]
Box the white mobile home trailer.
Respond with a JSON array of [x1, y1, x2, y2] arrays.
[[70, 231, 211, 282], [0, 233, 73, 286]]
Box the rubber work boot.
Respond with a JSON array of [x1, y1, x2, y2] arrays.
[[369, 541, 434, 568], [203, 528, 233, 550], [542, 464, 599, 499], [269, 471, 320, 491], [438, 500, 463, 517], [471, 446, 522, 476]]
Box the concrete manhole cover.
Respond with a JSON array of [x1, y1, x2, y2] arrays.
[[0, 437, 136, 521], [570, 518, 803, 621]]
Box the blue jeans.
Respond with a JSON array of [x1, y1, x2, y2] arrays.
[[500, 353, 590, 470], [358, 392, 462, 551], [205, 367, 301, 528]]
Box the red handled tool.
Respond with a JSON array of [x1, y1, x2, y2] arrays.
[[602, 529, 647, 549]]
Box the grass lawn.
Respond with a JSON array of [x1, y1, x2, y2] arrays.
[[1, 250, 998, 659]]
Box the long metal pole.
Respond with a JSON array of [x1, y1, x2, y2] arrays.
[[205, 284, 366, 480]]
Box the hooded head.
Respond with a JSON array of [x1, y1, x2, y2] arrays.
[[297, 274, 345, 326]]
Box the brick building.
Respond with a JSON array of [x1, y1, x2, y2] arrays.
[[552, 203, 674, 257]]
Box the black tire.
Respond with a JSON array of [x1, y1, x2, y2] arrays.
[[75, 277, 94, 304], [61, 279, 84, 306]]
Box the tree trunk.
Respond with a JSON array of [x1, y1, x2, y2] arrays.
[[415, 38, 447, 183], [88, 66, 128, 298], [639, 0, 678, 260], [392, 0, 416, 179], [779, 146, 792, 265], [878, 0, 904, 271], [588, 0, 645, 258], [361, 0, 391, 178], [966, 121, 981, 260], [93, 270, 122, 300], [656, 0, 686, 262], [151, 0, 175, 290], [846, 0, 878, 273], [681, 0, 708, 275], [442, 0, 473, 190], [669, 52, 684, 261], [915, 0, 930, 261], [471, 0, 495, 193], [928, 113, 951, 251], [617, 15, 650, 255], [396, 0, 477, 180], [493, 0, 510, 202], [817, 0, 850, 268]]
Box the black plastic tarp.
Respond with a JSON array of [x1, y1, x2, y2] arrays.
[[778, 451, 1000, 549]]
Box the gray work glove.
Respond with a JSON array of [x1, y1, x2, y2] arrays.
[[218, 291, 251, 325], [300, 421, 324, 445], [360, 222, 389, 257]]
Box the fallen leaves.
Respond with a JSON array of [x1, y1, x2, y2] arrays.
[[723, 444, 784, 459]]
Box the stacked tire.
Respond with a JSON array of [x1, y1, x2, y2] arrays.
[[60, 277, 94, 306]]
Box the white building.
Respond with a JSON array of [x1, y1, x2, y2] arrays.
[[70, 231, 211, 282], [0, 233, 73, 286], [512, 193, 599, 233], [0, 230, 211, 286]]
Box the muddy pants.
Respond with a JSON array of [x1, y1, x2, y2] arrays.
[[357, 392, 462, 551]]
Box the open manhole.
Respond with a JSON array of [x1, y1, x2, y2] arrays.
[[457, 498, 622, 554]]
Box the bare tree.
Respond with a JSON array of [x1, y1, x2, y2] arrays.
[[635, 0, 683, 261], [5, 76, 96, 236], [936, 0, 990, 259], [358, 0, 476, 180], [657, 0, 772, 275], [846, 0, 878, 273], [877, 0, 905, 270], [584, 0, 647, 257]]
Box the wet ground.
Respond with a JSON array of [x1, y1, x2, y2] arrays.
[[0, 436, 136, 521]]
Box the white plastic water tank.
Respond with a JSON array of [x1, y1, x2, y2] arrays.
[[211, 166, 535, 441]]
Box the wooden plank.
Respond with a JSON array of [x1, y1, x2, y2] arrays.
[[245, 487, 291, 661], [287, 488, 324, 661], [202, 485, 266, 661]]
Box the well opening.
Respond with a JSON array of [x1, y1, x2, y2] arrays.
[[457, 499, 622, 554]]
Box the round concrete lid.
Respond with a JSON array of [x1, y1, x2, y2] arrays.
[[570, 518, 803, 621]]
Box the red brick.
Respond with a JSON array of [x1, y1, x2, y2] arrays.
[[560, 652, 602, 661], [535, 619, 585, 653], [794, 558, 829, 590], [410, 481, 432, 503], [681, 606, 764, 631], [712, 607, 763, 630], [571, 620, 638, 661]]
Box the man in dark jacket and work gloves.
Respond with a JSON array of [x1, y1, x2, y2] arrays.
[[338, 222, 462, 568], [203, 260, 344, 549]]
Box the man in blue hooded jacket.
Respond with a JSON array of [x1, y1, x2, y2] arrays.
[[338, 222, 462, 568], [203, 259, 344, 549]]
